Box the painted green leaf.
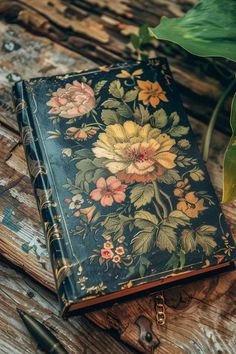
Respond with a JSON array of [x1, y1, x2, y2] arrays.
[[181, 229, 196, 253], [196, 235, 217, 256], [166, 210, 190, 228], [156, 225, 177, 253], [124, 89, 138, 102], [74, 148, 94, 161], [158, 169, 180, 184], [134, 104, 150, 124], [94, 80, 107, 96], [151, 108, 168, 128], [169, 125, 189, 137], [195, 225, 217, 237], [109, 80, 124, 98], [117, 104, 133, 118], [130, 183, 154, 208], [132, 229, 155, 255], [101, 109, 119, 124], [170, 112, 180, 126], [134, 210, 158, 226], [223, 93, 236, 202], [195, 225, 217, 255], [134, 211, 158, 231], [102, 98, 120, 108], [179, 249, 186, 269], [149, 0, 236, 62]]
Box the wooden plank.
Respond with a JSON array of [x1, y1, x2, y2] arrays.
[[0, 258, 135, 354]]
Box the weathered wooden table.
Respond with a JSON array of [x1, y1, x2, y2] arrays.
[[0, 1, 236, 353]]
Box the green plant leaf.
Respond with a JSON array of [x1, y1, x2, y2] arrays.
[[102, 98, 120, 108], [134, 210, 158, 226], [151, 108, 168, 128], [196, 235, 217, 256], [223, 93, 236, 202], [195, 225, 217, 237], [124, 89, 138, 102], [158, 169, 180, 184], [170, 112, 180, 126], [195, 225, 217, 255], [149, 0, 236, 62], [101, 109, 119, 124], [109, 80, 124, 98], [94, 80, 107, 96], [131, 229, 155, 255], [134, 104, 150, 124], [169, 125, 189, 137], [130, 183, 154, 208], [117, 104, 133, 118], [181, 229, 196, 253], [156, 225, 177, 253], [166, 210, 190, 228]]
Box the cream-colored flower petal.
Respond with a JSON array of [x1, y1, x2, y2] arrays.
[[106, 161, 129, 173], [92, 146, 117, 160]]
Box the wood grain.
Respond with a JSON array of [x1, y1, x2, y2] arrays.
[[0, 259, 135, 354], [0, 1, 236, 353]]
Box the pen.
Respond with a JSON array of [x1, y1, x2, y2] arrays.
[[16, 308, 69, 354]]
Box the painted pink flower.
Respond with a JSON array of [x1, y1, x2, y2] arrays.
[[112, 255, 121, 263], [47, 81, 96, 119], [90, 176, 127, 207], [115, 246, 124, 255], [101, 248, 114, 260], [104, 241, 113, 250]]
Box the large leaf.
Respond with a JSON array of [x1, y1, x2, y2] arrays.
[[223, 93, 236, 202], [131, 230, 155, 255], [134, 210, 158, 230], [156, 225, 177, 253], [130, 183, 154, 208], [181, 229, 196, 253], [149, 0, 236, 62]]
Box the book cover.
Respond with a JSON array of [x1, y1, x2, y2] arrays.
[[13, 58, 236, 316]]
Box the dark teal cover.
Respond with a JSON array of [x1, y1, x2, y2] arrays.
[[13, 58, 236, 315]]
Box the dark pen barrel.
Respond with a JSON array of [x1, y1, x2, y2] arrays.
[[17, 308, 69, 354]]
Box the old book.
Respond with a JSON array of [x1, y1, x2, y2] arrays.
[[13, 58, 236, 316]]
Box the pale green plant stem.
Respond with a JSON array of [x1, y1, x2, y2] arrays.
[[152, 200, 162, 220], [152, 181, 168, 219], [202, 79, 236, 162], [160, 189, 173, 211]]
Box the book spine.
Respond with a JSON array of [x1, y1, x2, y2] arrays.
[[12, 81, 77, 314]]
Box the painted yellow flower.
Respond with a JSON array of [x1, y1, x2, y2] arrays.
[[92, 121, 177, 183], [116, 69, 143, 79], [137, 80, 168, 107]]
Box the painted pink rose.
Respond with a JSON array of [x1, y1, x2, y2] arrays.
[[90, 176, 127, 207], [101, 248, 114, 260], [47, 81, 96, 118]]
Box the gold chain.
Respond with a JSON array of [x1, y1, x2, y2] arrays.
[[155, 292, 166, 326]]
